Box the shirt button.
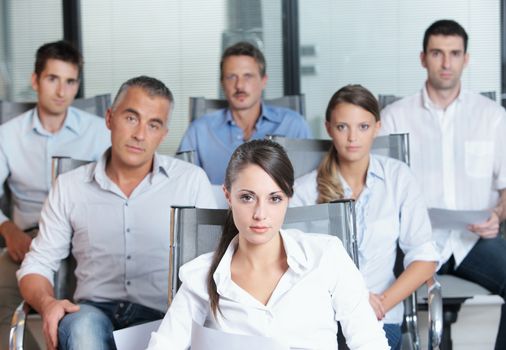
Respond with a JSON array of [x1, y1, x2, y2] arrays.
[[125, 202, 128, 207], [119, 302, 124, 308], [127, 255, 131, 260], [126, 281, 131, 286], [126, 228, 130, 233]]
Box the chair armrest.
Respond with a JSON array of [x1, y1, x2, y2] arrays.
[[174, 150, 196, 164], [426, 277, 443, 349], [403, 292, 421, 350], [9, 301, 31, 350]]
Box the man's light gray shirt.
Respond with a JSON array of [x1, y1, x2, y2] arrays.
[[18, 152, 217, 312]]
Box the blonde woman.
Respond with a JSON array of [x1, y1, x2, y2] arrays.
[[291, 85, 438, 350]]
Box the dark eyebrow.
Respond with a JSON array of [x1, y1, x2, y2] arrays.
[[149, 118, 164, 126], [238, 189, 284, 196], [270, 190, 284, 196], [122, 108, 140, 116]]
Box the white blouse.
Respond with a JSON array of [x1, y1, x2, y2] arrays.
[[291, 155, 439, 324], [147, 229, 389, 350]]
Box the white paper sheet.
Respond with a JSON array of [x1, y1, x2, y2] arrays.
[[191, 321, 289, 350], [113, 319, 161, 350], [428, 208, 490, 231]]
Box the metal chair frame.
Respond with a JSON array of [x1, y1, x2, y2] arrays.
[[9, 157, 90, 350]]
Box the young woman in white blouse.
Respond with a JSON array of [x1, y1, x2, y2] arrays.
[[147, 139, 388, 349], [290, 85, 438, 350]]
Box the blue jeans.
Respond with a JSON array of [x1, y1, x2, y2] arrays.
[[58, 300, 165, 350], [438, 236, 506, 350], [383, 323, 401, 350]]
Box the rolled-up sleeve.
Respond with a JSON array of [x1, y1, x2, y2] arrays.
[[398, 167, 439, 268], [17, 176, 73, 284], [329, 238, 389, 349], [146, 266, 208, 350]]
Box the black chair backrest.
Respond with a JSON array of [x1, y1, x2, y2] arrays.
[[188, 94, 306, 122]]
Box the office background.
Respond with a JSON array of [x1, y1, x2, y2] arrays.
[[0, 0, 503, 154]]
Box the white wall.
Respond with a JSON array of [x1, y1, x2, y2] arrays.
[[81, 0, 227, 154], [4, 0, 63, 101], [2, 1, 500, 149], [80, 0, 285, 155], [262, 0, 284, 99]]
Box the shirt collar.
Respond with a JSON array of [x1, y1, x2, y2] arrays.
[[339, 155, 385, 196], [421, 82, 464, 110], [86, 149, 169, 185], [30, 106, 81, 136], [279, 229, 309, 274], [225, 102, 281, 126], [367, 154, 385, 182], [151, 153, 171, 179], [86, 148, 110, 184], [213, 229, 309, 289]]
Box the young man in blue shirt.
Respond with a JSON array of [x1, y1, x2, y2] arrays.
[[0, 41, 110, 349]]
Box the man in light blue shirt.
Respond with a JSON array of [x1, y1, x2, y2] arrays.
[[178, 41, 311, 184], [18, 76, 216, 350], [0, 41, 110, 349]]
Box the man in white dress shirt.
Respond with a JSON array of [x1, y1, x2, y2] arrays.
[[17, 76, 216, 350], [381, 19, 506, 349]]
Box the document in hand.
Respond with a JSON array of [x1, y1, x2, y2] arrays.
[[191, 321, 289, 350], [428, 208, 490, 231]]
